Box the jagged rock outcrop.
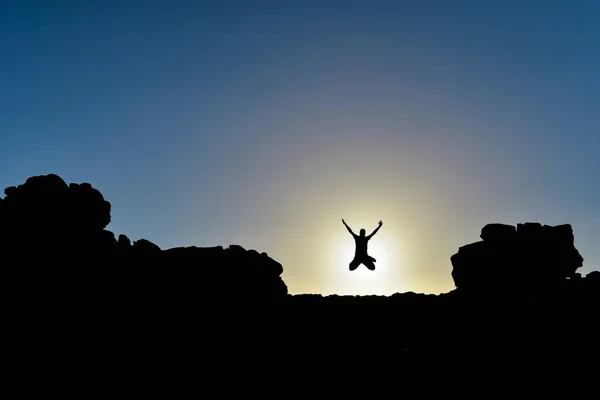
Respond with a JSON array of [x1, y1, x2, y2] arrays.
[[451, 222, 584, 295], [0, 173, 287, 302], [0, 173, 114, 258]]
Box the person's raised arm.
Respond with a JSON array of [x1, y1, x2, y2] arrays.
[[342, 219, 357, 237], [367, 220, 383, 239]]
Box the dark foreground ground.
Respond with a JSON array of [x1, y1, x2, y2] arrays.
[[7, 271, 599, 397]]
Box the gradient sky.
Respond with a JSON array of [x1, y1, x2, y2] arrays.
[[1, 0, 598, 295]]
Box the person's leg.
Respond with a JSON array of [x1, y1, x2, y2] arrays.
[[349, 257, 360, 271], [364, 259, 376, 270]]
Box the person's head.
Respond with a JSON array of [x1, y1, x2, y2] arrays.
[[360, 229, 366, 236]]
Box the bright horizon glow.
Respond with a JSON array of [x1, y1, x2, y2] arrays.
[[330, 227, 404, 296]]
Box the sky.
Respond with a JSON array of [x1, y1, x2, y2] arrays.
[[1, 0, 598, 295]]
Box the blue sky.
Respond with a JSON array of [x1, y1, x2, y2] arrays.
[[1, 0, 598, 294]]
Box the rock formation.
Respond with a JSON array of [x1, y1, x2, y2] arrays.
[[0, 173, 113, 258], [451, 222, 584, 296], [0, 173, 287, 303]]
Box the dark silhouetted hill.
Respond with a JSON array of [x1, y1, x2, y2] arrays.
[[2, 174, 598, 396]]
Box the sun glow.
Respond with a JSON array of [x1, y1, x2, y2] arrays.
[[328, 229, 406, 295]]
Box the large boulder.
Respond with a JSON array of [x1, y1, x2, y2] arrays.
[[0, 174, 112, 257], [451, 222, 584, 296], [480, 223, 516, 242], [68, 182, 111, 231]]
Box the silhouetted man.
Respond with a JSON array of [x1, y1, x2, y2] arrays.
[[342, 219, 383, 271]]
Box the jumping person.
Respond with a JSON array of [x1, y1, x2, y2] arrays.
[[342, 219, 383, 271]]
